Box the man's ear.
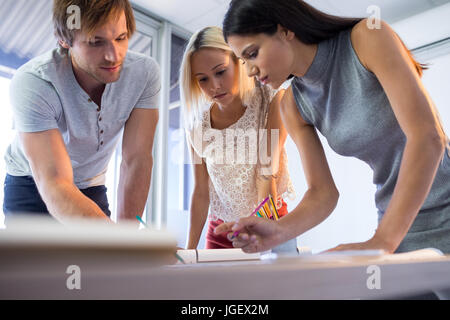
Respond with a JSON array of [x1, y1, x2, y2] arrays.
[[58, 39, 70, 49], [277, 24, 295, 41]]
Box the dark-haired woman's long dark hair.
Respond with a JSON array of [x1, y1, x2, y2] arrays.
[[223, 0, 425, 76]]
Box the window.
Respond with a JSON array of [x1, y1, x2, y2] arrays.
[[0, 0, 55, 228], [165, 32, 202, 248]]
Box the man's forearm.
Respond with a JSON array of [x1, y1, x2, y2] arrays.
[[116, 156, 153, 222], [39, 179, 109, 223]]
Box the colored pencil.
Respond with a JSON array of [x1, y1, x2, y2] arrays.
[[231, 197, 269, 239], [136, 215, 147, 227], [136, 216, 185, 264], [252, 197, 269, 216], [263, 203, 272, 220], [269, 195, 279, 220]]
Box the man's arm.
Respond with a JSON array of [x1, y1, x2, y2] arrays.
[[20, 129, 110, 223], [116, 108, 159, 223]]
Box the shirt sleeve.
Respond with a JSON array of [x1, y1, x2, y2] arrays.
[[9, 70, 60, 133], [134, 57, 161, 110]]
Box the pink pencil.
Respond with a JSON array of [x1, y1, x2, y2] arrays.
[[252, 197, 269, 216]]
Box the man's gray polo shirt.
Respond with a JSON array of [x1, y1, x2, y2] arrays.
[[4, 48, 161, 189]]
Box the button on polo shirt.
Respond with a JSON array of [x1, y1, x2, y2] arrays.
[[5, 48, 161, 189], [88, 98, 105, 151]]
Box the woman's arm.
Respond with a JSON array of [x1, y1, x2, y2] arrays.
[[215, 87, 339, 252], [186, 145, 210, 249], [329, 20, 447, 253], [257, 89, 288, 203]]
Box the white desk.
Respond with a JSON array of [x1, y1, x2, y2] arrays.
[[1, 253, 449, 299]]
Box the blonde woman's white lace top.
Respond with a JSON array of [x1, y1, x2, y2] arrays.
[[187, 86, 295, 222]]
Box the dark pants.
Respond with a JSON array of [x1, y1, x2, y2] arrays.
[[3, 174, 111, 225]]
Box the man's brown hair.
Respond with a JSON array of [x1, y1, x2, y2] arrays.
[[53, 0, 136, 50]]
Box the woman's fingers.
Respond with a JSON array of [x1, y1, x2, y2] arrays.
[[214, 217, 275, 252], [231, 233, 260, 251], [232, 216, 262, 231], [215, 216, 261, 237], [241, 236, 262, 253], [214, 221, 235, 234]]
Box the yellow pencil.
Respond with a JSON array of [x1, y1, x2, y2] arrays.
[[264, 205, 272, 220], [258, 207, 267, 219], [264, 203, 272, 220], [269, 195, 279, 220]]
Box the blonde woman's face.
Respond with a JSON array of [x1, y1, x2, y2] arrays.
[[191, 48, 240, 106]]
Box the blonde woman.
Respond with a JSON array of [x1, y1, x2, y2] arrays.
[[180, 26, 296, 252]]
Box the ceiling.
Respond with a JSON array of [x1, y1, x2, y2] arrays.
[[132, 0, 450, 33], [0, 0, 449, 64]]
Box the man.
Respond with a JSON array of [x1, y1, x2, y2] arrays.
[[3, 0, 160, 225]]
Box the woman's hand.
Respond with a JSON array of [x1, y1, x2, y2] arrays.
[[326, 234, 397, 254], [214, 217, 286, 253]]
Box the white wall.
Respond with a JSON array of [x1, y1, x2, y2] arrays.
[[421, 53, 450, 135], [286, 134, 378, 254], [391, 2, 450, 50]]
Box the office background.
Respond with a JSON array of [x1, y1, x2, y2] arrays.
[[0, 0, 449, 252]]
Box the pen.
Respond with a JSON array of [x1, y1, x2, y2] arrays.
[[136, 215, 147, 227], [135, 216, 185, 264]]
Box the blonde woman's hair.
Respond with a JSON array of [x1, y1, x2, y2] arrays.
[[180, 26, 255, 129]]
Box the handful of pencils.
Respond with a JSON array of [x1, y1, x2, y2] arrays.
[[252, 194, 280, 220], [230, 194, 280, 239]]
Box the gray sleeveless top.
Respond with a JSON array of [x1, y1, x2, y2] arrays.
[[291, 29, 450, 220]]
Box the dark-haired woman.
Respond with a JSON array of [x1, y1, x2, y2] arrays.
[[216, 0, 450, 255]]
